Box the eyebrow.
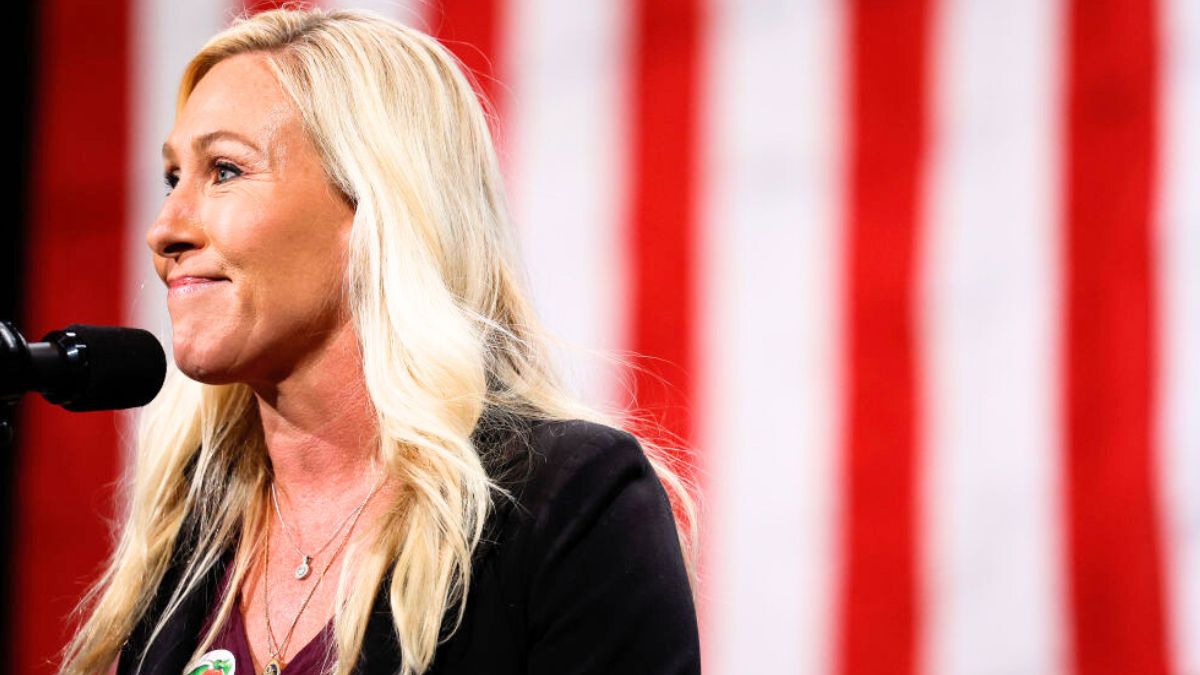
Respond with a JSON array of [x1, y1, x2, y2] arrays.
[[161, 130, 262, 159]]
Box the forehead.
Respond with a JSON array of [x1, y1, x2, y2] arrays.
[[163, 52, 298, 157]]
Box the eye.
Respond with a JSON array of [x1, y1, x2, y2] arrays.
[[161, 160, 242, 196], [163, 169, 178, 195], [213, 160, 242, 184]]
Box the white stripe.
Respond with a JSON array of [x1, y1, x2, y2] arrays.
[[1158, 0, 1200, 672], [124, 0, 230, 454], [500, 0, 631, 409], [918, 0, 1066, 673], [697, 1, 844, 672], [127, 0, 230, 340]]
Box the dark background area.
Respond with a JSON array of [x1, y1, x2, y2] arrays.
[[3, 0, 37, 655]]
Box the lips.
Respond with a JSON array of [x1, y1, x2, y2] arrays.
[[167, 276, 229, 295]]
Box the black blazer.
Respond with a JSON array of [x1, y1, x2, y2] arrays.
[[116, 418, 700, 674]]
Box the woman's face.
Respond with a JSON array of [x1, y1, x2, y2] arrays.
[[148, 52, 356, 385]]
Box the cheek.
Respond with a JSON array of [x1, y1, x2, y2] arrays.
[[219, 231, 348, 338], [211, 187, 344, 268], [195, 182, 352, 333], [243, 209, 348, 296]]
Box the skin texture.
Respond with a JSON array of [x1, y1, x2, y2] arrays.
[[148, 52, 396, 669]]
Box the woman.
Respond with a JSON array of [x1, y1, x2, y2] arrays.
[[59, 7, 698, 675]]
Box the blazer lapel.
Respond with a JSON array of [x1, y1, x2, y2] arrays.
[[117, 545, 233, 675], [117, 535, 399, 674], [118, 417, 530, 675], [352, 573, 404, 674]]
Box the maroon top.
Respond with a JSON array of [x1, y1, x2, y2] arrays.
[[189, 563, 336, 675]]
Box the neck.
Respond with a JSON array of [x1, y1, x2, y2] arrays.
[[251, 322, 382, 517]]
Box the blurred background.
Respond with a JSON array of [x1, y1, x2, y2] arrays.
[[3, 0, 1199, 673]]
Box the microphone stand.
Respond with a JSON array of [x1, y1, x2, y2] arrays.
[[0, 321, 28, 451]]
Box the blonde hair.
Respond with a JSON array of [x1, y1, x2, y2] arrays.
[[60, 7, 696, 675]]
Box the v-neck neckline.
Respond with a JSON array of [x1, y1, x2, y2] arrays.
[[240, 598, 335, 673], [224, 564, 338, 674]]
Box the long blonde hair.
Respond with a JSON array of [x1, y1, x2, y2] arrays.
[[60, 7, 696, 675]]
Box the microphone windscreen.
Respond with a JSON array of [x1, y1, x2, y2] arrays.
[[60, 325, 167, 412]]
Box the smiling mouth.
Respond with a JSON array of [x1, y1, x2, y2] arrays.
[[168, 277, 229, 295]]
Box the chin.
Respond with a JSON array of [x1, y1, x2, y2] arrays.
[[176, 363, 237, 385], [174, 357, 237, 385], [171, 336, 243, 385]]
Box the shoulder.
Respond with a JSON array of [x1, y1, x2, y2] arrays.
[[484, 418, 667, 532], [483, 417, 680, 566], [474, 417, 672, 552], [525, 417, 640, 454], [521, 419, 652, 499], [430, 418, 699, 673], [472, 419, 699, 672]]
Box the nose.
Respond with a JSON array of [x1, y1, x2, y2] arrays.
[[146, 189, 205, 262]]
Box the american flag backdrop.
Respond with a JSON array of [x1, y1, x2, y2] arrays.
[[6, 0, 1199, 673]]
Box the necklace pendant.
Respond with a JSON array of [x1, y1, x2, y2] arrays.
[[295, 555, 311, 580], [264, 658, 284, 675]]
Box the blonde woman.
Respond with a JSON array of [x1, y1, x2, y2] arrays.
[[59, 7, 697, 675]]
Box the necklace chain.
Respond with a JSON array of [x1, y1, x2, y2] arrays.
[[261, 473, 385, 671], [270, 471, 382, 580]]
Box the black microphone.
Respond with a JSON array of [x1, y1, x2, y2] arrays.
[[0, 322, 167, 412]]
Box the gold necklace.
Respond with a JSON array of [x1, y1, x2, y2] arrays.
[[260, 477, 384, 674]]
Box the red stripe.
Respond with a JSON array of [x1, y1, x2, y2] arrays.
[[626, 0, 702, 473], [243, 0, 319, 16], [13, 0, 130, 672], [837, 1, 930, 673], [1063, 0, 1169, 672], [433, 0, 505, 130]]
